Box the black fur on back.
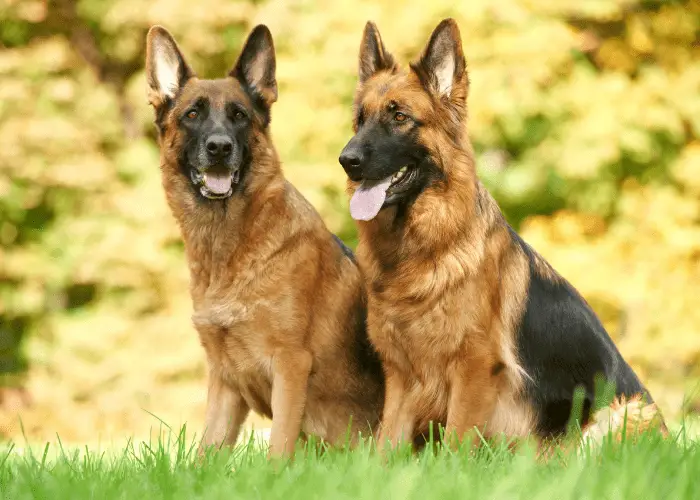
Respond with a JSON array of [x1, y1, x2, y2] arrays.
[[509, 227, 652, 436]]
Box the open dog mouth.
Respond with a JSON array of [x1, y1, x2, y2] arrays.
[[349, 166, 416, 221], [190, 168, 240, 200]]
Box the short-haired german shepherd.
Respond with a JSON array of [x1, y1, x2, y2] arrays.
[[146, 24, 383, 457], [338, 19, 666, 451]]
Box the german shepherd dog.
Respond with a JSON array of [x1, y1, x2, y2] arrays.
[[338, 19, 666, 451], [145, 25, 383, 457]]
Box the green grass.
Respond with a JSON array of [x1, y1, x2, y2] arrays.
[[1, 426, 698, 500]]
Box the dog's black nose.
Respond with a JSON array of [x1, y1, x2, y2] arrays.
[[339, 151, 363, 170], [339, 149, 365, 181], [206, 135, 233, 159]]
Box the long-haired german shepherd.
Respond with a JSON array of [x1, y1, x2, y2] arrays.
[[145, 24, 383, 457], [338, 19, 666, 451]]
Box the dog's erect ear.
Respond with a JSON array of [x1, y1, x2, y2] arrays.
[[231, 25, 277, 108], [358, 21, 396, 84], [411, 19, 467, 105], [145, 26, 195, 107]]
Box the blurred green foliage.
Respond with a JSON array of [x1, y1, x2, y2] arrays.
[[1, 0, 699, 439]]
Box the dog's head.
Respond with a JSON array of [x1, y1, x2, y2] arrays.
[[146, 25, 277, 200], [339, 19, 469, 221]]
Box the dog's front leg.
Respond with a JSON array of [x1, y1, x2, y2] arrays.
[[444, 354, 499, 450], [199, 372, 250, 454], [377, 367, 415, 454], [268, 348, 313, 458]]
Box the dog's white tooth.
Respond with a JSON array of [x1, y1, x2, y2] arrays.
[[391, 167, 409, 184]]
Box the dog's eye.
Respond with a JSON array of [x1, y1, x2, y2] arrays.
[[234, 111, 246, 121], [186, 110, 198, 119], [394, 111, 407, 122]]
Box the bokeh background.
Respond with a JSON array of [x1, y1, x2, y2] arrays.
[[1, 0, 700, 444]]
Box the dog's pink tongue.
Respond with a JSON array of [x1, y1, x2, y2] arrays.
[[203, 172, 232, 194], [349, 178, 392, 221]]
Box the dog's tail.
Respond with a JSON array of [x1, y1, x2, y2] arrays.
[[581, 394, 668, 447]]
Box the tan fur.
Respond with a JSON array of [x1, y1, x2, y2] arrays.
[[351, 27, 533, 449], [358, 181, 534, 449], [147, 26, 383, 458], [347, 20, 664, 452]]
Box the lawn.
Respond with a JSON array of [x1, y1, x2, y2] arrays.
[[1, 425, 698, 500]]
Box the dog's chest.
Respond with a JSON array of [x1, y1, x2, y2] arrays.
[[193, 297, 276, 416], [368, 290, 480, 368]]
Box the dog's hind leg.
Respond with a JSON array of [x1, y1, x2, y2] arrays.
[[581, 394, 668, 447]]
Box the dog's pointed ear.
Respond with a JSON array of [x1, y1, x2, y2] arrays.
[[411, 19, 467, 104], [231, 25, 277, 108], [358, 21, 396, 83], [145, 26, 195, 107]]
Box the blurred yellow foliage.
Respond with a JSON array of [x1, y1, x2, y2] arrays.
[[1, 0, 699, 442]]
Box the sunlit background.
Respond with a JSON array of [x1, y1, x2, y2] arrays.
[[1, 0, 699, 445]]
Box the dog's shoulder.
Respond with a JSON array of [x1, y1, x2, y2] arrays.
[[280, 179, 359, 264], [282, 180, 319, 216]]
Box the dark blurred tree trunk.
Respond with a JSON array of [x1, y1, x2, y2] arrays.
[[48, 0, 146, 139]]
